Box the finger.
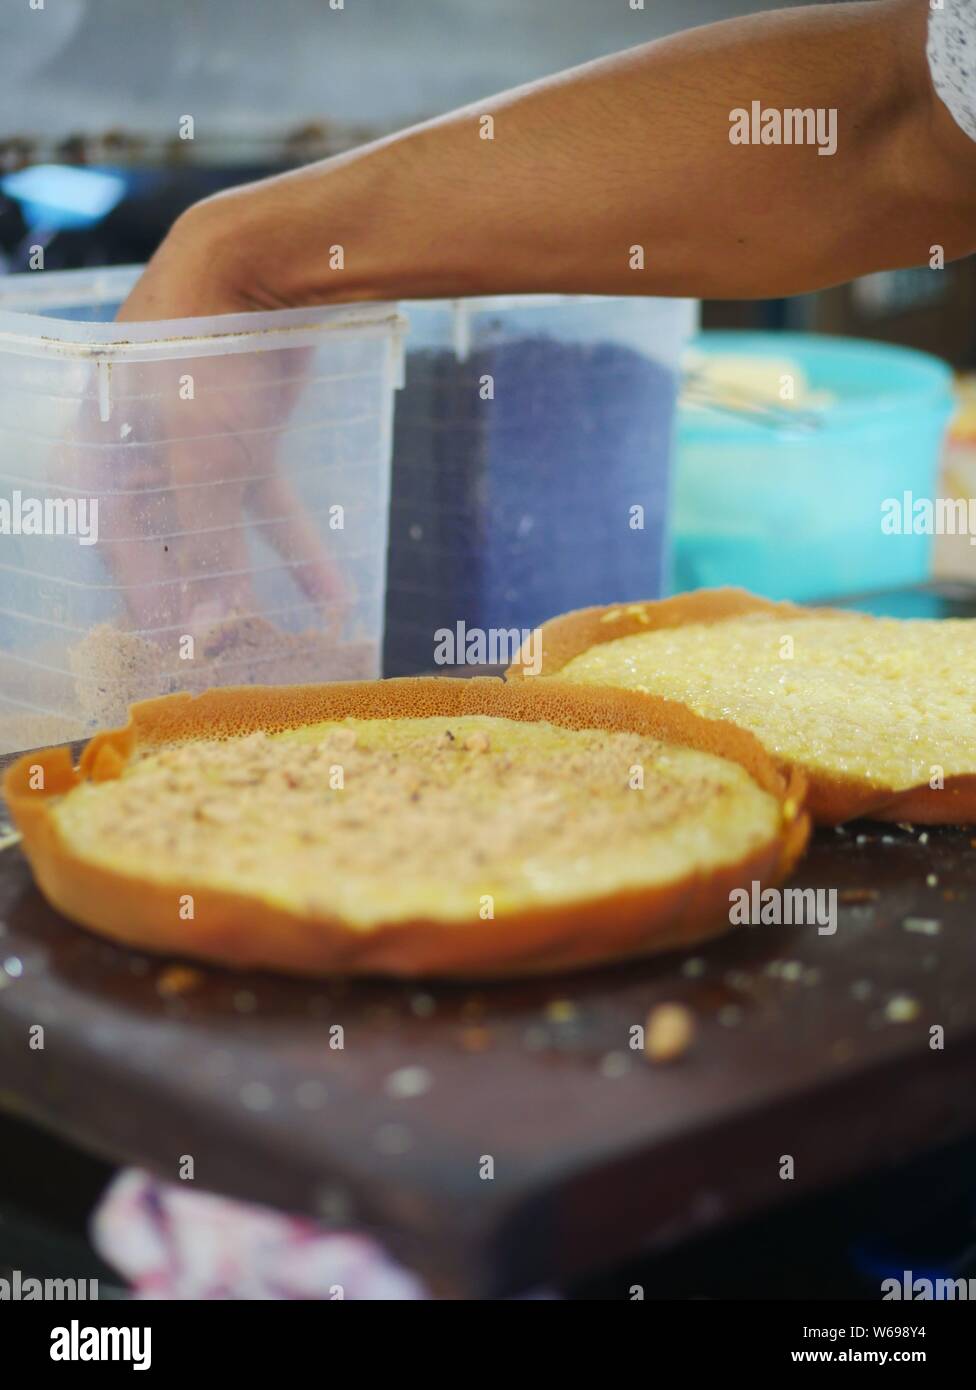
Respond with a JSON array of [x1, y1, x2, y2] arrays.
[[245, 468, 348, 606], [71, 382, 180, 632], [168, 432, 254, 633], [160, 353, 257, 633], [243, 344, 359, 614]]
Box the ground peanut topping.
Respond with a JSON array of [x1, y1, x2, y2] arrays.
[[52, 715, 781, 927]]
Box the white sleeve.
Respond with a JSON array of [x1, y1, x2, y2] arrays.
[[928, 0, 976, 142]]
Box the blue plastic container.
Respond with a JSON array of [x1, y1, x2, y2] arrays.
[[385, 296, 696, 674], [671, 332, 954, 601]]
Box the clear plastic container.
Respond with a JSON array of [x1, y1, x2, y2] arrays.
[[385, 295, 697, 674], [671, 331, 955, 601], [0, 266, 404, 753]]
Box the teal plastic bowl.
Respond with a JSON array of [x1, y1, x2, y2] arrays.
[[670, 332, 954, 600]]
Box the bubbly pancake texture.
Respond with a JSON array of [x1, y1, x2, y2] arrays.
[[4, 677, 809, 976], [559, 612, 976, 793]]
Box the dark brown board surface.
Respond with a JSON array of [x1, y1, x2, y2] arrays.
[[1, 748, 975, 1297]]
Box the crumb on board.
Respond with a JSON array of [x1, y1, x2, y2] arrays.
[[901, 916, 942, 936], [884, 994, 921, 1024], [838, 887, 879, 905], [545, 999, 577, 1024], [155, 965, 204, 997], [644, 1002, 696, 1063]]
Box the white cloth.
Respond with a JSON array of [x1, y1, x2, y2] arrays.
[[928, 0, 976, 142]]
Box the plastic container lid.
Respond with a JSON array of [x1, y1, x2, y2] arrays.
[[0, 265, 406, 365]]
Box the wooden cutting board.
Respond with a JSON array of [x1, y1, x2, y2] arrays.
[[1, 751, 975, 1297]]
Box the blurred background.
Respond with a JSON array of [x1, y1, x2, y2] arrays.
[[2, 0, 974, 631], [1, 0, 971, 356], [2, 0, 976, 1304]]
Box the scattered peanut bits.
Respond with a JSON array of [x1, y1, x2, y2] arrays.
[[47, 715, 784, 931], [644, 1003, 696, 1063], [839, 888, 879, 905], [156, 965, 204, 997], [463, 729, 491, 754], [884, 994, 921, 1024]]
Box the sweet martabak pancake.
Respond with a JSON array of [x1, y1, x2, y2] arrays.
[[510, 589, 976, 825], [4, 676, 807, 978]]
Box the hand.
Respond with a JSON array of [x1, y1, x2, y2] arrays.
[[98, 196, 346, 638]]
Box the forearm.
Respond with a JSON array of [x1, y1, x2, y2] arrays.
[[131, 0, 976, 317]]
